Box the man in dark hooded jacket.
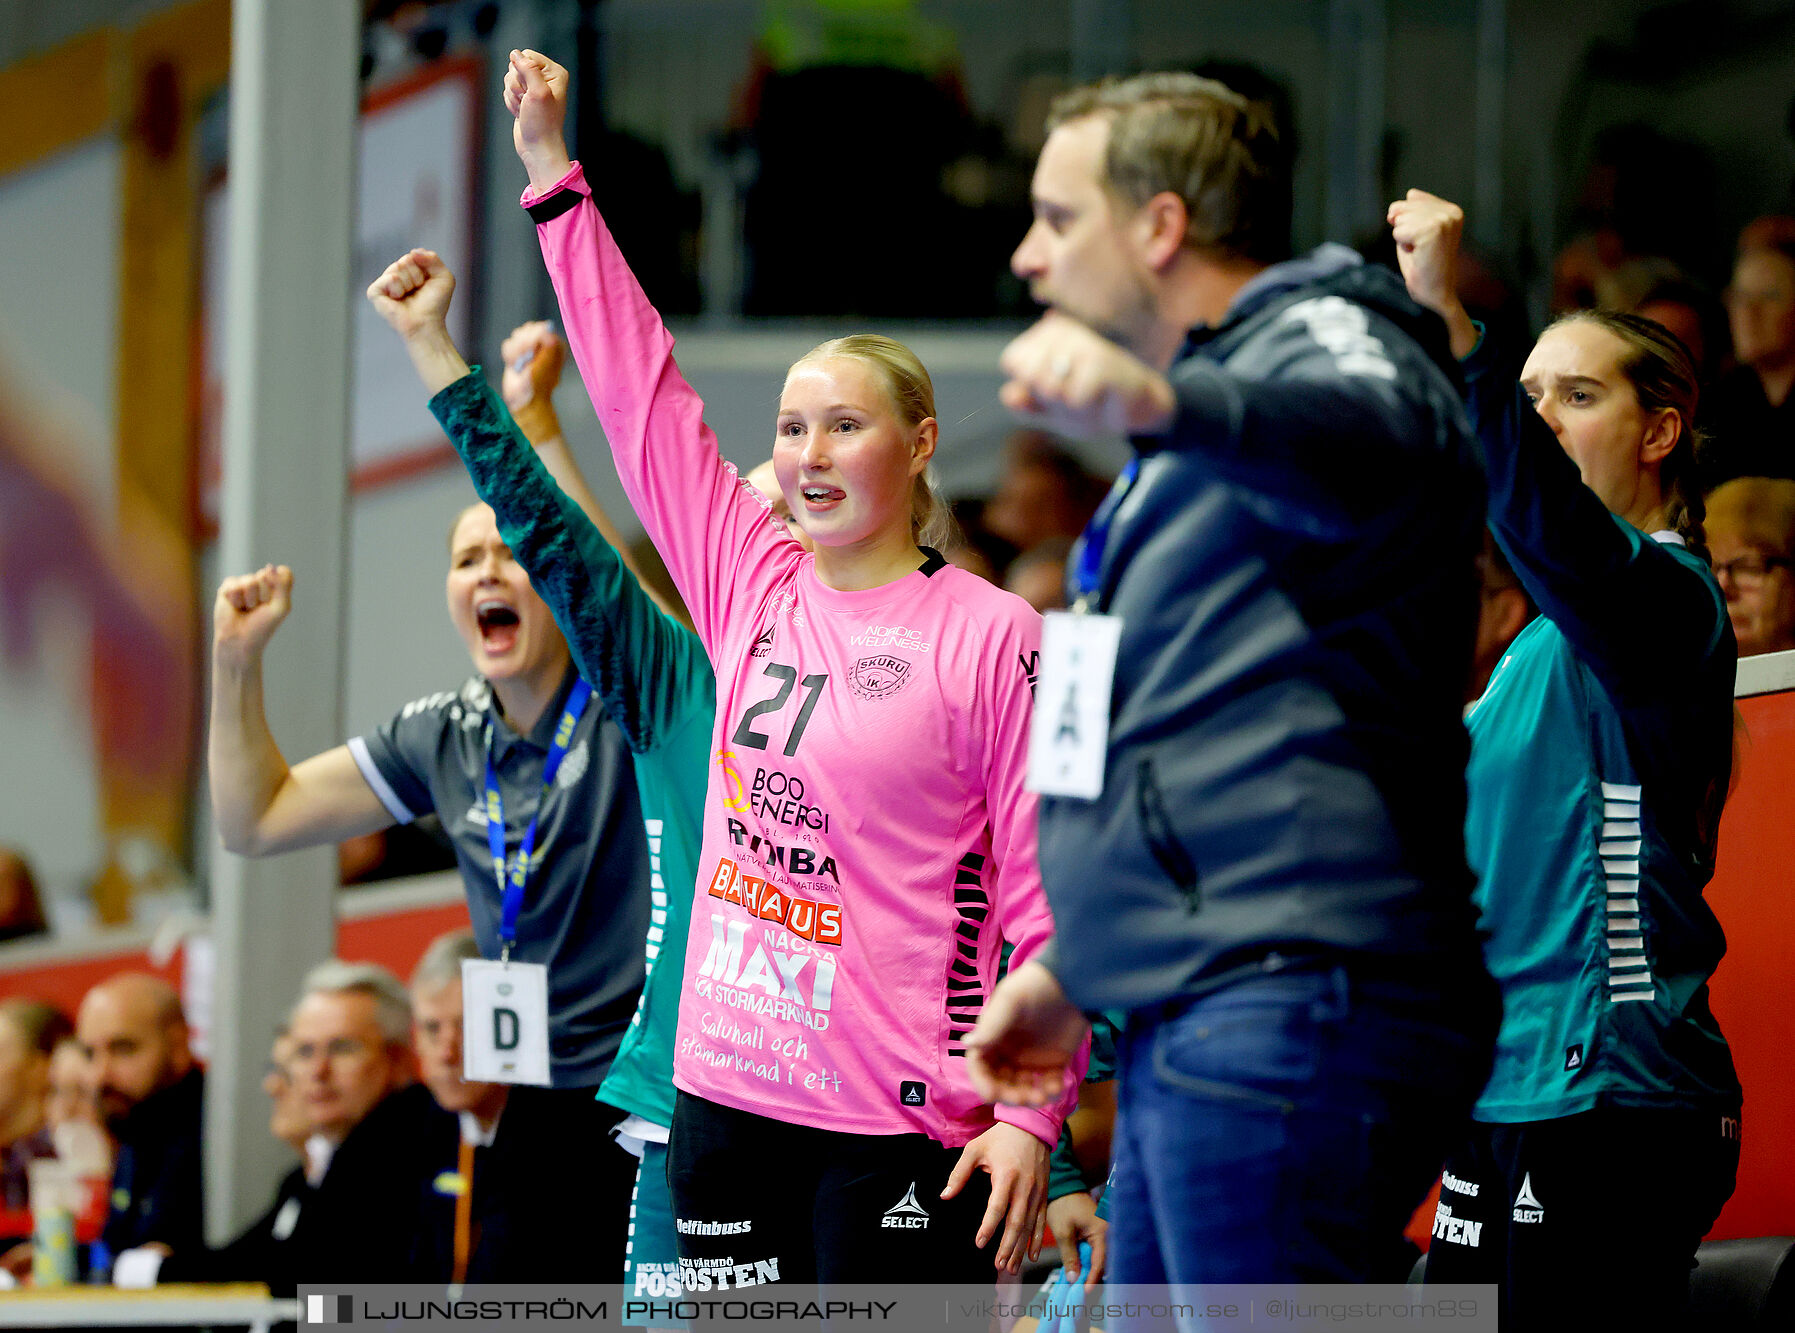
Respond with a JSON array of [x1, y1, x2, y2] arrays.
[[969, 72, 1498, 1285]]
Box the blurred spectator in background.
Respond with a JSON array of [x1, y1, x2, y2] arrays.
[[0, 849, 48, 944], [0, 1000, 70, 1217], [278, 960, 426, 1284], [45, 1035, 99, 1135], [406, 930, 540, 1282], [1004, 537, 1072, 614], [1707, 475, 1795, 658], [155, 1030, 310, 1287], [1708, 232, 1795, 480], [983, 431, 1111, 556], [944, 498, 1012, 584], [1596, 258, 1730, 387], [152, 961, 426, 1291], [1469, 531, 1534, 703], [77, 974, 202, 1269]]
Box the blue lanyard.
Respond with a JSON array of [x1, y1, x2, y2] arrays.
[[484, 678, 593, 960], [1070, 455, 1141, 611]]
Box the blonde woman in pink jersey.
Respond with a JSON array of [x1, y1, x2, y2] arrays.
[[501, 50, 1080, 1290]]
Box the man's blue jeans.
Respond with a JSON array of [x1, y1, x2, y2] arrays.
[[1109, 962, 1496, 1293]]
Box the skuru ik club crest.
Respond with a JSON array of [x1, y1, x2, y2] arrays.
[[849, 654, 910, 700]]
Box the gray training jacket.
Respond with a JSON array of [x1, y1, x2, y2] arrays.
[[1038, 244, 1491, 1013]]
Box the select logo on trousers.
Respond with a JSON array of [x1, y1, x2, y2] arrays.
[[881, 1183, 931, 1229], [1512, 1173, 1544, 1225], [304, 1294, 354, 1323]]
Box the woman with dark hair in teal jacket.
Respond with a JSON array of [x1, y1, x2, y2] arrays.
[[1391, 190, 1740, 1332]]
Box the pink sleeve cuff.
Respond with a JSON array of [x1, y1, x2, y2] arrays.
[[994, 1103, 1061, 1149], [519, 160, 587, 209]]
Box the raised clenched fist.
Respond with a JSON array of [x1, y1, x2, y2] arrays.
[[503, 50, 572, 191], [213, 564, 294, 669], [366, 248, 456, 341], [500, 321, 566, 413]]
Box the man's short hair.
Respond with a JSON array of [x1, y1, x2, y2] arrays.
[[409, 929, 481, 995], [295, 960, 412, 1047], [1048, 71, 1292, 265]]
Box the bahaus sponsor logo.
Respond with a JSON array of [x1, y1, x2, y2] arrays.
[[706, 851, 843, 940], [848, 655, 911, 701]]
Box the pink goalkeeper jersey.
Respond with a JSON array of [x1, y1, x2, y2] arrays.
[[528, 163, 1076, 1148]]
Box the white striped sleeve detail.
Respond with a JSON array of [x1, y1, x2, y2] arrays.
[[1603, 801, 1641, 820], [347, 737, 417, 823], [1601, 782, 1643, 800], [1602, 822, 1642, 839]]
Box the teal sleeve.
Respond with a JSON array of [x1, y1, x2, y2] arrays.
[[1044, 1012, 1123, 1201], [1046, 1122, 1088, 1203], [429, 370, 714, 751]]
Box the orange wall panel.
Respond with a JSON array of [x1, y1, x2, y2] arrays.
[[1705, 688, 1795, 1240]]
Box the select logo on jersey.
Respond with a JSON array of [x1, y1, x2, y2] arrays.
[[881, 1183, 931, 1229], [1512, 1173, 1544, 1224], [900, 1081, 926, 1107], [750, 624, 775, 658], [707, 857, 843, 943], [848, 655, 911, 701], [1563, 1044, 1583, 1072]]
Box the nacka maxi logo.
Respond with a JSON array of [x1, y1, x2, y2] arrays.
[[695, 915, 838, 1029]]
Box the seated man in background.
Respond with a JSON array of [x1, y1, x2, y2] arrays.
[[78, 974, 202, 1274], [1707, 475, 1795, 657], [155, 1031, 310, 1286], [131, 960, 425, 1289], [407, 930, 538, 1282]]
